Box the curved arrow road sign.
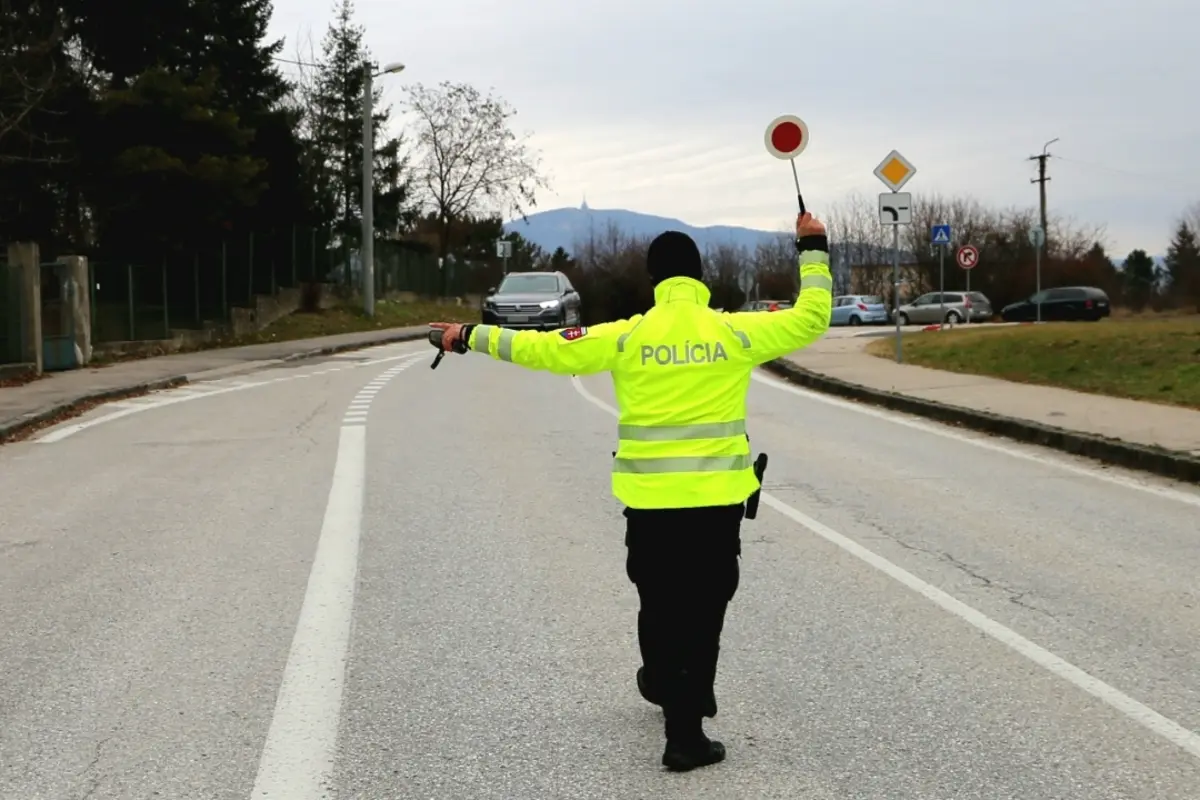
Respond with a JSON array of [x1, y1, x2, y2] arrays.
[[878, 192, 912, 225], [956, 245, 979, 269]]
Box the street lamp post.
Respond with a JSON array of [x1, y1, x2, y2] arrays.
[[361, 60, 405, 317]]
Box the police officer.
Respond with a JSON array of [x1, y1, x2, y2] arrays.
[[430, 211, 832, 771]]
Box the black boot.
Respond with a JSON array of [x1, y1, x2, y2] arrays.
[[662, 718, 726, 771], [637, 666, 662, 707]]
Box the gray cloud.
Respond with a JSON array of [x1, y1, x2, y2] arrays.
[[271, 0, 1199, 255]]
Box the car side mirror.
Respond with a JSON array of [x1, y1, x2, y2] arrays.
[[487, 286, 497, 294]]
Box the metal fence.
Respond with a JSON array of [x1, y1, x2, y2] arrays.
[[3, 228, 480, 352], [0, 255, 25, 364], [86, 226, 449, 344]]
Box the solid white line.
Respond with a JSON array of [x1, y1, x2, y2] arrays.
[[750, 372, 1200, 509], [35, 351, 427, 443], [568, 375, 1200, 763], [249, 424, 366, 797]]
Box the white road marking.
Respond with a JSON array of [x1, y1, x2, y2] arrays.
[[750, 372, 1200, 509], [250, 358, 420, 796], [338, 361, 417, 428], [569, 375, 1200, 763], [249, 423, 366, 798], [34, 350, 426, 443]]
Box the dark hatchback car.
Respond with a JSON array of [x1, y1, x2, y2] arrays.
[[481, 271, 583, 330], [1000, 286, 1111, 322]]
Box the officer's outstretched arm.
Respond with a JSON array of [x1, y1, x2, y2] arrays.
[[465, 318, 639, 376], [723, 233, 833, 365]]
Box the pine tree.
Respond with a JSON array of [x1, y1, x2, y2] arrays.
[[1121, 249, 1158, 311], [1163, 221, 1200, 310], [70, 0, 308, 250], [308, 0, 416, 281]]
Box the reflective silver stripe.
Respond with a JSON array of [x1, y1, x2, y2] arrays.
[[798, 250, 830, 266], [723, 323, 750, 347], [612, 455, 752, 473], [618, 420, 746, 441], [800, 273, 833, 292], [472, 325, 494, 353], [616, 318, 645, 352], [497, 328, 516, 361]]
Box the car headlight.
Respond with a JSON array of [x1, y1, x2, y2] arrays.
[[539, 300, 560, 309]]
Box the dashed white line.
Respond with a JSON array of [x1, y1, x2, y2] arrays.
[[340, 360, 415, 426], [569, 375, 1200, 764]]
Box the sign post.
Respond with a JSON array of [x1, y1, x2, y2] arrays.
[[956, 245, 979, 325], [764, 114, 811, 213], [496, 239, 513, 275], [1029, 226, 1045, 321], [932, 224, 951, 328], [874, 150, 916, 362]]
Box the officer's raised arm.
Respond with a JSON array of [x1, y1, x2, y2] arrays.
[[429, 317, 639, 376], [724, 211, 833, 364]]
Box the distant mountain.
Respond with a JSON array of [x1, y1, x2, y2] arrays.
[[502, 203, 787, 256]]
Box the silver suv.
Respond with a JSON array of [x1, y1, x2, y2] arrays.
[[481, 271, 583, 330]]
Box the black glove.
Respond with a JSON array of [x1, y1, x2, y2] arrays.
[[795, 233, 829, 254]]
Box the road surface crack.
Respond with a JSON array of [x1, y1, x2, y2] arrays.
[[75, 675, 135, 799], [873, 530, 1053, 618], [936, 551, 1054, 617]]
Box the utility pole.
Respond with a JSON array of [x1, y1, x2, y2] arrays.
[[1029, 138, 1057, 323], [360, 60, 405, 318], [1029, 137, 1057, 236], [361, 64, 374, 317]]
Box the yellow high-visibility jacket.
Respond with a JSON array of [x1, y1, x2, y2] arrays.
[[466, 244, 833, 509]]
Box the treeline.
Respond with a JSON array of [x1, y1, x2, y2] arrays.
[[496, 193, 1200, 325], [1, 0, 543, 299]]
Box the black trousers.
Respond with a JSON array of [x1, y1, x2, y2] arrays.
[[624, 503, 743, 724]]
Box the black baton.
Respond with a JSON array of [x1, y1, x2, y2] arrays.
[[744, 452, 768, 519]]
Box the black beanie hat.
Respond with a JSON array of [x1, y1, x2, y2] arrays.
[[646, 231, 703, 285]]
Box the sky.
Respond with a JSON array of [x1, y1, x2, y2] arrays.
[[268, 0, 1199, 257]]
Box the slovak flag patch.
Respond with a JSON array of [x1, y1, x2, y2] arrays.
[[559, 326, 587, 341]]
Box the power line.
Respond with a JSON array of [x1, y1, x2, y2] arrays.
[[272, 55, 320, 68]]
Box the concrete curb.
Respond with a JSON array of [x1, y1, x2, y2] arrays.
[[762, 359, 1200, 485], [277, 329, 427, 362], [0, 330, 430, 444], [0, 377, 189, 443]]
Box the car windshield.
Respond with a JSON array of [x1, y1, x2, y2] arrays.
[[861, 296, 884, 305], [968, 292, 988, 302], [497, 274, 558, 293]]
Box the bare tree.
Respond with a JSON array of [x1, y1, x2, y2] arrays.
[[404, 80, 548, 273]]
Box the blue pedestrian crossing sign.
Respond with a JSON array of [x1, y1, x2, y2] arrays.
[[931, 224, 952, 245]]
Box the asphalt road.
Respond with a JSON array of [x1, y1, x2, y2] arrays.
[[2, 340, 1199, 799]]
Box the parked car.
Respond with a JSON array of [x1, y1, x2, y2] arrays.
[[481, 271, 582, 329], [894, 291, 993, 325], [831, 295, 889, 326], [741, 299, 794, 312], [1000, 286, 1111, 322]]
